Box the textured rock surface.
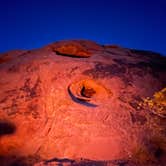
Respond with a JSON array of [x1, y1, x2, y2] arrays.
[[46, 40, 101, 58], [0, 40, 166, 166]]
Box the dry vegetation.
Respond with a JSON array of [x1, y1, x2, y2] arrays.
[[140, 88, 166, 118]]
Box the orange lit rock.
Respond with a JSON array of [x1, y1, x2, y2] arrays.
[[45, 40, 103, 58], [103, 45, 121, 49], [55, 44, 91, 57], [52, 42, 92, 57], [0, 54, 12, 64], [68, 79, 112, 105], [0, 50, 28, 64], [0, 40, 166, 166]]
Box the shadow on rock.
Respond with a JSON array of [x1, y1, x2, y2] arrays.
[[0, 155, 41, 166], [0, 120, 16, 136]]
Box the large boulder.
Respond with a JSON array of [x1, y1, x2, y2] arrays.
[[0, 40, 165, 166]]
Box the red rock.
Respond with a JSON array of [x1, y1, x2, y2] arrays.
[[103, 45, 121, 49], [54, 43, 91, 57], [68, 79, 112, 105], [0, 40, 166, 166], [46, 40, 99, 58]]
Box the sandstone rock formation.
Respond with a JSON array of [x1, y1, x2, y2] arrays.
[[0, 40, 166, 166], [46, 40, 101, 58]]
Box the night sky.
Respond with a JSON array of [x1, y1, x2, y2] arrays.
[[0, 0, 166, 55]]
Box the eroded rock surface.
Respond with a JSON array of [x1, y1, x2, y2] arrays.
[[0, 40, 166, 166]]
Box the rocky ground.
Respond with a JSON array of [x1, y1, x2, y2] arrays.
[[0, 40, 165, 166]]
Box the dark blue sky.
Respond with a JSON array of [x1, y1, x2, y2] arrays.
[[0, 0, 166, 55]]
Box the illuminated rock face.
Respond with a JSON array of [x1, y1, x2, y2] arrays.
[[0, 40, 166, 166]]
